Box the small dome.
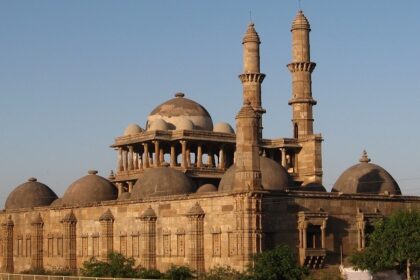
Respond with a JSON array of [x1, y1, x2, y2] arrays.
[[196, 183, 217, 193], [61, 170, 118, 206], [124, 123, 143, 136], [213, 122, 235, 134], [131, 167, 196, 199], [148, 119, 169, 131], [175, 117, 194, 130], [332, 151, 401, 195], [147, 93, 213, 131], [219, 157, 289, 192], [5, 177, 58, 210]]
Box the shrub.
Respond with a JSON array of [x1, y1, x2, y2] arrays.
[[201, 265, 244, 280], [137, 267, 164, 279], [165, 265, 194, 280], [80, 251, 137, 278]]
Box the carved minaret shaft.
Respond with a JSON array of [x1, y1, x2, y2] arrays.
[[239, 23, 265, 139], [288, 11, 317, 138], [233, 103, 262, 191]]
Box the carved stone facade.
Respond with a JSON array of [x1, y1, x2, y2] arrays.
[[1, 9, 420, 275]]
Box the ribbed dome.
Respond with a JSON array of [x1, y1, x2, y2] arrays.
[[213, 122, 235, 134], [147, 93, 213, 131], [61, 170, 118, 206], [219, 157, 289, 192], [292, 10, 310, 30], [332, 151, 401, 195], [124, 123, 143, 136], [242, 22, 260, 44], [196, 183, 217, 193], [5, 178, 58, 210], [131, 167, 196, 199]]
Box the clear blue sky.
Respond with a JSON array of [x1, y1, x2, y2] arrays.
[[1, 0, 420, 205]]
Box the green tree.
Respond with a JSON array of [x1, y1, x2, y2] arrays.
[[350, 210, 420, 280], [80, 252, 138, 278], [245, 245, 308, 280]]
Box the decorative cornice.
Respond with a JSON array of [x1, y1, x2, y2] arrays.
[[238, 73, 266, 83], [287, 62, 316, 73], [288, 97, 317, 106]]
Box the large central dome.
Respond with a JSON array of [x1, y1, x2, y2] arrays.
[[147, 92, 213, 131]]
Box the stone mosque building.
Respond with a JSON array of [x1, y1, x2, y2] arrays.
[[1, 10, 419, 274]]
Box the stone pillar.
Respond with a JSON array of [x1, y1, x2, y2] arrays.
[[321, 221, 327, 249], [128, 146, 134, 170], [180, 140, 187, 168], [153, 141, 160, 167], [219, 147, 225, 169], [186, 147, 191, 167], [99, 209, 114, 261], [128, 181, 133, 193], [143, 143, 150, 168], [138, 207, 157, 269], [117, 148, 123, 172], [280, 148, 287, 168], [159, 149, 164, 165], [122, 148, 128, 171], [238, 22, 266, 139], [31, 213, 44, 270], [2, 216, 14, 273], [186, 203, 205, 273], [302, 222, 307, 249], [197, 145, 203, 168], [61, 211, 77, 273], [170, 144, 177, 167], [116, 182, 123, 197], [207, 149, 215, 168]]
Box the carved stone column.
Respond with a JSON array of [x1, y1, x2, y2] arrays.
[[197, 144, 203, 168], [186, 203, 205, 273], [61, 211, 77, 273], [321, 220, 327, 249], [128, 146, 134, 170], [180, 140, 187, 168], [153, 141, 160, 167], [170, 144, 177, 167], [280, 148, 287, 168], [99, 209, 114, 261], [219, 147, 225, 169], [122, 148, 128, 171], [138, 207, 157, 269], [31, 213, 44, 270], [117, 148, 123, 171], [2, 216, 14, 273], [143, 143, 150, 168]]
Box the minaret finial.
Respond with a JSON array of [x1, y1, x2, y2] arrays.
[[359, 150, 371, 163]]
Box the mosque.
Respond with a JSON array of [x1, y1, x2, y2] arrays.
[[1, 10, 419, 274]]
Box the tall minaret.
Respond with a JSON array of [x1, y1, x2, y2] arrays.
[[239, 23, 266, 139], [287, 10, 317, 138]]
